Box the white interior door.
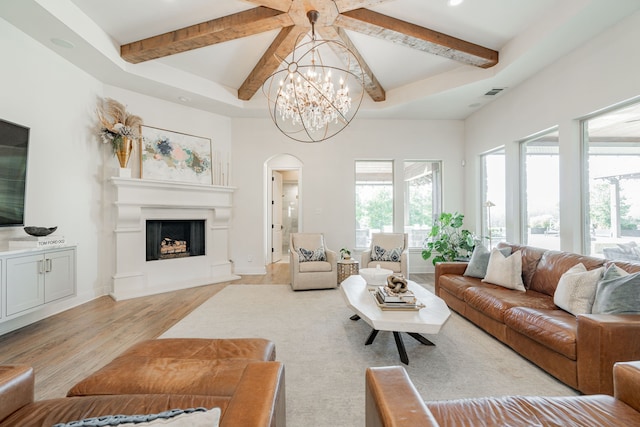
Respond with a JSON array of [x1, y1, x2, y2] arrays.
[[272, 171, 283, 263]]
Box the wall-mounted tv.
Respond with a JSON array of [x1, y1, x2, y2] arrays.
[[0, 118, 30, 227]]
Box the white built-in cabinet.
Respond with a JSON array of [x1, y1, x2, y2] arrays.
[[1, 246, 76, 320]]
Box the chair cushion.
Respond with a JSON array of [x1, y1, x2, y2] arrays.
[[299, 261, 332, 272], [297, 247, 326, 262], [370, 245, 402, 262]]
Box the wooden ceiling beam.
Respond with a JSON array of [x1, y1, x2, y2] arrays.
[[243, 0, 293, 13], [317, 26, 385, 102], [121, 7, 293, 63], [334, 0, 393, 13], [238, 26, 303, 101], [335, 8, 499, 68]]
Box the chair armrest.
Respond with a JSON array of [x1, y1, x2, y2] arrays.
[[577, 314, 640, 395], [613, 361, 640, 412], [221, 362, 285, 427], [0, 365, 34, 423], [326, 249, 338, 267], [434, 262, 468, 297], [400, 250, 409, 278], [361, 250, 372, 268], [365, 366, 439, 427]]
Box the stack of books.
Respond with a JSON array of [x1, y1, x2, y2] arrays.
[[373, 286, 423, 311]]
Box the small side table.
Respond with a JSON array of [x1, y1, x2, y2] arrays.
[[337, 259, 359, 285]]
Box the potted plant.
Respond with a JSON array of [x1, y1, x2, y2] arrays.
[[340, 248, 352, 260], [422, 212, 476, 265]]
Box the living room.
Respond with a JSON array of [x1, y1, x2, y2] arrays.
[[1, 1, 640, 426]]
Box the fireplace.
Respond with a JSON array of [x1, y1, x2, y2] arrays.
[[146, 220, 205, 261]]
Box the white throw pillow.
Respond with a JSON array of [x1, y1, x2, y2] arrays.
[[482, 249, 525, 291], [553, 263, 604, 315]]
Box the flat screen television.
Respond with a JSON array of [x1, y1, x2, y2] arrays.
[[0, 118, 29, 227]]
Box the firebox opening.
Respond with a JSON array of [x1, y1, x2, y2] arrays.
[[146, 220, 205, 261]]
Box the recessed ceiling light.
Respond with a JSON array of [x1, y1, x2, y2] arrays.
[[50, 38, 74, 49], [448, 0, 464, 6], [178, 96, 191, 102]]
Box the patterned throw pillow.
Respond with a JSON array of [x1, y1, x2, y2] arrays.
[[370, 245, 402, 262], [297, 247, 326, 262]]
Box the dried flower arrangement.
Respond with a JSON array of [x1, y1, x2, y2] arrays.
[[96, 97, 143, 154]]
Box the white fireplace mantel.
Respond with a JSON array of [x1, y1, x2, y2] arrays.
[[110, 177, 239, 300]]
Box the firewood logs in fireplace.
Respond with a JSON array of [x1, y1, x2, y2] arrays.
[[161, 237, 187, 255]]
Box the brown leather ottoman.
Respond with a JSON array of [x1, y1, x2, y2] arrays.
[[67, 338, 276, 397]]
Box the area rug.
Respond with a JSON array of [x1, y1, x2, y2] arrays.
[[161, 284, 577, 427]]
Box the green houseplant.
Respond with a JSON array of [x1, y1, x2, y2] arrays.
[[340, 247, 352, 260], [422, 212, 476, 265]]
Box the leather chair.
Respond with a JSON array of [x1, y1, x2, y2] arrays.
[[360, 233, 409, 278], [289, 233, 338, 290]]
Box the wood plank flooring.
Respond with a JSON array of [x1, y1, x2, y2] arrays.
[[0, 263, 430, 400]]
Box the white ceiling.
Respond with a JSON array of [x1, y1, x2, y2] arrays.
[[1, 0, 639, 120]]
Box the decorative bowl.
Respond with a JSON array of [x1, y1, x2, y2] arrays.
[[24, 226, 58, 237]]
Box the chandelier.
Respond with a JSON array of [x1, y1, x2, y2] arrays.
[[263, 10, 364, 143]]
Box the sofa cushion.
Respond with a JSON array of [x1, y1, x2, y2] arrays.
[[497, 243, 546, 289], [529, 251, 605, 297], [439, 275, 483, 300], [426, 394, 640, 427], [504, 307, 577, 359], [482, 249, 525, 291], [463, 245, 512, 279], [592, 264, 640, 314], [297, 247, 326, 262], [554, 263, 603, 315], [464, 286, 555, 323]]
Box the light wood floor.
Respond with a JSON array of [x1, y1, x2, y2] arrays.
[[0, 264, 430, 401]]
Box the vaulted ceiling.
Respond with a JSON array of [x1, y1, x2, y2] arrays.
[[1, 0, 639, 119]]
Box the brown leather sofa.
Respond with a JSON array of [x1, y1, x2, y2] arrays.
[[0, 338, 285, 427], [435, 242, 640, 395], [365, 361, 640, 426]]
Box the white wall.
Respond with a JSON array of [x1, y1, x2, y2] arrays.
[[464, 10, 640, 254], [0, 17, 104, 331], [230, 118, 465, 275], [0, 16, 233, 333]]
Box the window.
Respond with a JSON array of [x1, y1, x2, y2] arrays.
[[520, 129, 560, 250], [403, 161, 442, 248], [481, 148, 505, 249], [355, 161, 393, 248], [583, 101, 640, 259]]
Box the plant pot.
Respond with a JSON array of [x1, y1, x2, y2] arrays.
[[115, 137, 134, 168]]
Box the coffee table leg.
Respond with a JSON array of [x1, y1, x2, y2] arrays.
[[350, 314, 361, 321], [365, 329, 379, 345], [393, 332, 409, 365], [407, 332, 435, 346]]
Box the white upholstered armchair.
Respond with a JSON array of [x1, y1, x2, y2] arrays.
[[289, 233, 338, 290], [360, 233, 409, 278]]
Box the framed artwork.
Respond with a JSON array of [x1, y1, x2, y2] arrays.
[[140, 125, 213, 184]]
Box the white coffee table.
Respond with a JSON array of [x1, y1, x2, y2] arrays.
[[340, 274, 451, 364]]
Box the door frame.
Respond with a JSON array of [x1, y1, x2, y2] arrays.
[[264, 154, 303, 266]]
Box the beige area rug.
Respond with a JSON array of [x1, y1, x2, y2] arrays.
[[161, 284, 577, 427]]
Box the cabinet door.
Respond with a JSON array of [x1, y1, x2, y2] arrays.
[[6, 254, 45, 316], [45, 249, 76, 303]]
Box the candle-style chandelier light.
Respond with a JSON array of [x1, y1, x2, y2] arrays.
[[263, 10, 364, 143]]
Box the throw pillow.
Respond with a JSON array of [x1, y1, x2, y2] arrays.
[[371, 245, 402, 262], [482, 249, 525, 291], [463, 245, 512, 279], [592, 264, 640, 314], [553, 263, 604, 315], [617, 241, 638, 253], [53, 408, 220, 427], [297, 247, 326, 262]]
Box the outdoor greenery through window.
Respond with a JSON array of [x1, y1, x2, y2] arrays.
[[583, 100, 640, 260], [481, 148, 505, 249], [404, 161, 442, 247], [355, 160, 393, 248], [520, 129, 560, 250]]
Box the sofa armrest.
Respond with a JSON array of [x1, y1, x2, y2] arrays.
[[221, 362, 285, 427], [434, 262, 468, 297], [365, 366, 439, 427], [577, 314, 640, 395], [613, 361, 640, 412], [0, 365, 34, 423]]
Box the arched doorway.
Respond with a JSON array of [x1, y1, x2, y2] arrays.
[[265, 154, 303, 264]]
